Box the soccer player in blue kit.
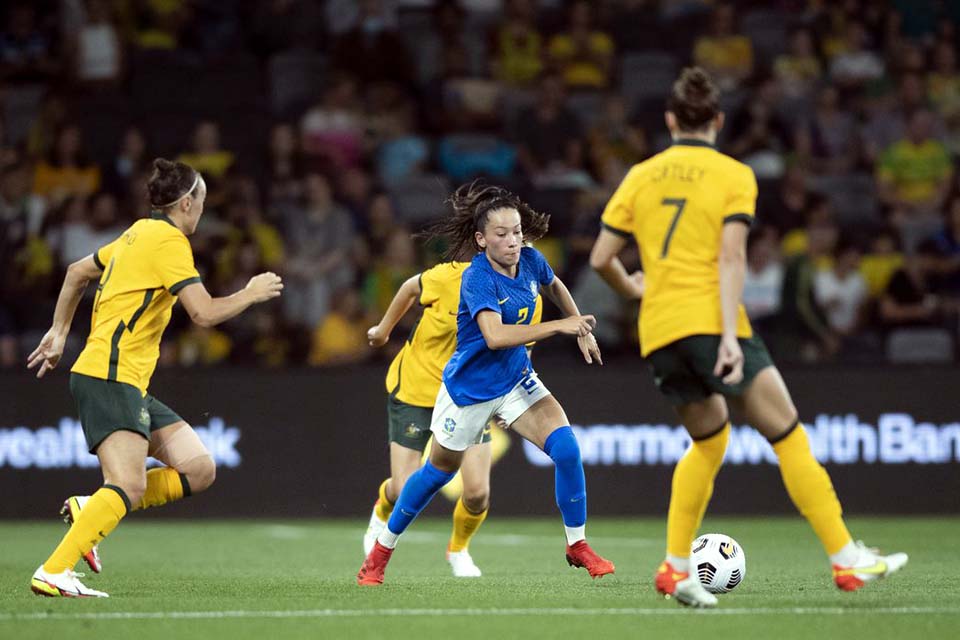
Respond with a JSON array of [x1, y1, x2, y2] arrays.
[[357, 183, 615, 585]]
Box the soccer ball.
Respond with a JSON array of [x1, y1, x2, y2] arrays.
[[690, 533, 746, 594]]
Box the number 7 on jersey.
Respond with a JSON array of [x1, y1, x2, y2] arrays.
[[660, 197, 687, 258]]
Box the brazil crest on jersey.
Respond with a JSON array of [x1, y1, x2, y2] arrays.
[[442, 246, 554, 406]]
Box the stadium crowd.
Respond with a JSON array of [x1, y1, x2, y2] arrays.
[[3, 0, 960, 368]]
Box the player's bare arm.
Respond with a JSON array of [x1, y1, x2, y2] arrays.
[[27, 254, 103, 378], [368, 273, 421, 347], [715, 220, 749, 384], [177, 273, 282, 328], [542, 276, 603, 365], [475, 309, 594, 351], [589, 228, 644, 300]]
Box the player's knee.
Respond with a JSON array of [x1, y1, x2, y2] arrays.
[[112, 474, 146, 507], [544, 427, 581, 467], [462, 487, 489, 513], [184, 455, 216, 494]]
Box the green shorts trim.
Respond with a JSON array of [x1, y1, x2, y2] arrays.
[[69, 373, 183, 453], [387, 393, 492, 451], [645, 334, 774, 405]]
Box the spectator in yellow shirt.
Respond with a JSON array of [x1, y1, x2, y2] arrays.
[[309, 287, 371, 366], [692, 3, 753, 91], [32, 124, 101, 205], [547, 1, 614, 90]]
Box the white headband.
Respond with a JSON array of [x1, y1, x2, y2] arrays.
[[158, 174, 200, 208]]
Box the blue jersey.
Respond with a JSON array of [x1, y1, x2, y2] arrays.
[[442, 246, 555, 405]]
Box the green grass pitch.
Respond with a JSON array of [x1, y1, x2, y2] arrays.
[[1, 516, 958, 640]]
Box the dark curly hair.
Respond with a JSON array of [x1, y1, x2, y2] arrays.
[[422, 181, 550, 261], [147, 158, 201, 211], [667, 66, 721, 132]]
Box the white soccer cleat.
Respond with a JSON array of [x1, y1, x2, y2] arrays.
[[30, 565, 108, 598], [363, 502, 387, 557], [60, 495, 102, 573], [833, 541, 908, 592], [447, 549, 482, 577]]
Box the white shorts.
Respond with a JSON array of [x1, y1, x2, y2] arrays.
[[430, 371, 552, 451]]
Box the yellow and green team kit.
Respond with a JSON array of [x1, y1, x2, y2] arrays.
[[601, 139, 757, 357], [73, 212, 201, 393], [41, 212, 202, 577], [602, 140, 851, 561]]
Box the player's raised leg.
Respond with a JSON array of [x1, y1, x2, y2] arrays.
[[739, 367, 908, 590], [509, 393, 614, 579], [447, 442, 491, 577], [32, 431, 147, 598]]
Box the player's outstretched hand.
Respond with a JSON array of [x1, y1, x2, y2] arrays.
[[714, 335, 744, 385], [557, 314, 596, 337], [246, 272, 283, 303], [577, 332, 603, 365], [367, 325, 389, 347], [27, 329, 65, 379]]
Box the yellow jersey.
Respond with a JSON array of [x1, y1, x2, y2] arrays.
[[386, 261, 542, 407], [601, 139, 757, 356], [72, 213, 201, 394]]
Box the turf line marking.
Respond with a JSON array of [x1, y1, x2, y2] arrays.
[[5, 607, 960, 622]]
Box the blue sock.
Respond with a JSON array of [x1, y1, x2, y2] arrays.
[[543, 426, 587, 527], [385, 460, 456, 536]]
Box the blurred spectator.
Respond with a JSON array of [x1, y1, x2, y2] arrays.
[[176, 324, 232, 366], [586, 95, 649, 179], [692, 3, 753, 92], [280, 173, 356, 328], [425, 40, 503, 133], [32, 124, 102, 205], [930, 196, 960, 294], [179, 120, 235, 212], [877, 109, 954, 251], [927, 40, 960, 120], [773, 27, 823, 102], [54, 191, 122, 266], [437, 131, 517, 183], [335, 165, 375, 224], [775, 213, 841, 361], [794, 85, 859, 175], [264, 122, 304, 209], [828, 20, 884, 90], [0, 3, 59, 83], [325, 0, 397, 36], [782, 193, 832, 258], [375, 99, 429, 186], [363, 227, 417, 317], [862, 72, 945, 164], [106, 126, 149, 200], [514, 71, 589, 186], [879, 239, 954, 329], [859, 225, 905, 298], [418, 0, 486, 85], [67, 0, 123, 86], [763, 164, 813, 234], [25, 92, 68, 160], [214, 200, 285, 290], [743, 225, 784, 324], [491, 0, 544, 87], [300, 73, 365, 170], [726, 77, 792, 179], [608, 0, 664, 53], [547, 0, 614, 90], [133, 0, 191, 49], [354, 191, 398, 270], [330, 0, 414, 89], [308, 287, 371, 366], [815, 237, 868, 336]]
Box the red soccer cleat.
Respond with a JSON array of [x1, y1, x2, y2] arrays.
[[357, 541, 394, 586], [655, 561, 717, 608], [565, 540, 615, 578]]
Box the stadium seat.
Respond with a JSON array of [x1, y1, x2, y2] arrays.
[[388, 173, 452, 225], [620, 52, 679, 110], [268, 51, 327, 118], [885, 328, 955, 363]]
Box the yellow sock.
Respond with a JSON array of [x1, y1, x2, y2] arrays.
[[666, 424, 729, 558], [135, 467, 187, 511], [773, 423, 852, 555], [374, 478, 394, 522], [448, 497, 488, 552], [43, 486, 128, 574]]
